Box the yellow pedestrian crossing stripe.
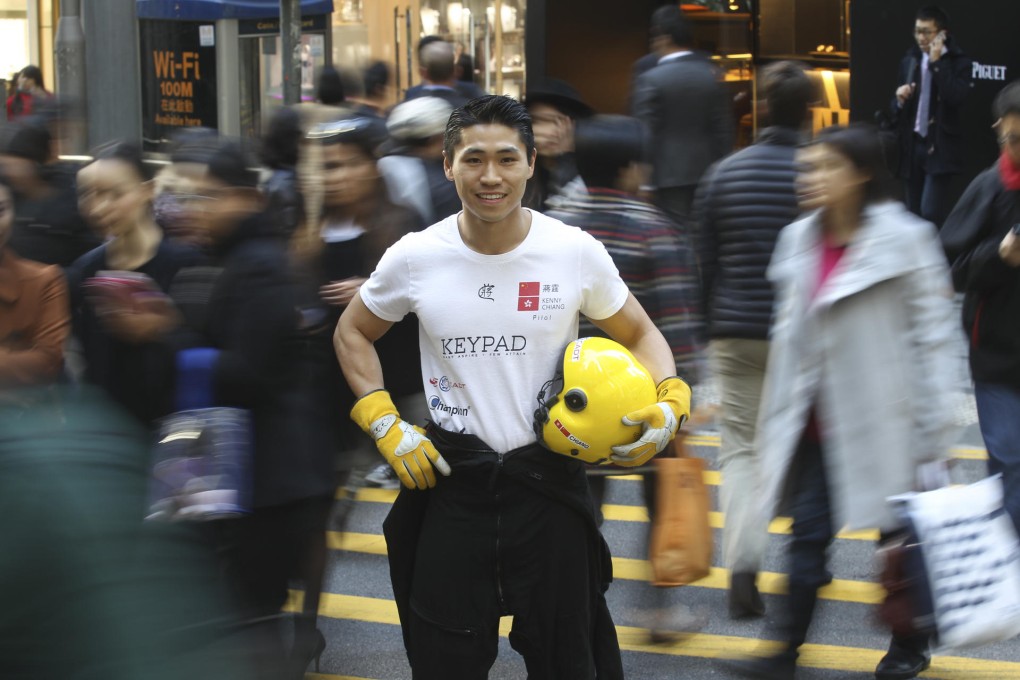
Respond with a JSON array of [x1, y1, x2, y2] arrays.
[[343, 486, 881, 541], [290, 592, 1020, 679], [327, 531, 884, 605], [685, 433, 988, 461]]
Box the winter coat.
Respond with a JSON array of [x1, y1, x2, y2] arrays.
[[940, 164, 1020, 386], [757, 202, 961, 531], [695, 126, 803, 340], [0, 249, 68, 389]]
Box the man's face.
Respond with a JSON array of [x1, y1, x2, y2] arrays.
[[913, 19, 940, 51], [444, 123, 535, 226], [529, 102, 574, 158], [322, 142, 379, 210], [998, 113, 1020, 167]]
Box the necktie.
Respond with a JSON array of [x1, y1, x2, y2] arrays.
[[915, 55, 932, 138]]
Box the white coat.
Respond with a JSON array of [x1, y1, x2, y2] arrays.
[[756, 202, 962, 532]]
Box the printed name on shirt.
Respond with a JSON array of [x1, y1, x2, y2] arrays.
[[518, 280, 563, 315], [440, 335, 527, 357]]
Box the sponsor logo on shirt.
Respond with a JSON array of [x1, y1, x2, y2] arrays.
[[429, 376, 465, 392], [429, 395, 471, 417], [440, 335, 527, 356], [478, 283, 495, 301]]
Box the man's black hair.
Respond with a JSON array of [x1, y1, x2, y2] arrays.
[[94, 140, 154, 182], [444, 95, 535, 160], [916, 5, 950, 30], [316, 66, 345, 106], [649, 4, 694, 49], [993, 80, 1020, 120], [762, 61, 814, 130], [206, 139, 259, 189], [362, 61, 389, 99], [261, 106, 302, 169], [574, 115, 648, 190]]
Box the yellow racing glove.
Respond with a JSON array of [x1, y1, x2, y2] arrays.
[[350, 390, 451, 490], [610, 376, 691, 467]]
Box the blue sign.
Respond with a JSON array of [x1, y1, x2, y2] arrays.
[[137, 0, 332, 21]]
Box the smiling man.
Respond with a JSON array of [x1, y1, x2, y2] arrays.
[[334, 95, 691, 678]]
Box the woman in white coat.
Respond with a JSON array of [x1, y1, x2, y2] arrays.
[[729, 125, 961, 680]]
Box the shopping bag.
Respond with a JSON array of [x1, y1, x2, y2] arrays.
[[888, 474, 1020, 651], [146, 407, 253, 521], [145, 347, 253, 521], [648, 438, 713, 586]]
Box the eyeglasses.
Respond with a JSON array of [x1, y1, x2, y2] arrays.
[[913, 28, 937, 37]]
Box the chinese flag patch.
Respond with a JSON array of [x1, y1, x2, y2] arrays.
[[518, 281, 540, 311]]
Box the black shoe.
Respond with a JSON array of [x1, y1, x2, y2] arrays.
[[723, 649, 797, 680], [730, 572, 766, 619], [874, 638, 930, 680]]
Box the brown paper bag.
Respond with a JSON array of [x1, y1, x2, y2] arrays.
[[648, 438, 713, 586]]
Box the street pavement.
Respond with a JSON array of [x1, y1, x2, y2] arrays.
[[295, 421, 1020, 679]]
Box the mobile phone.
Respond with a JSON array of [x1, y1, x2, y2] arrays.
[[1011, 223, 1020, 236]]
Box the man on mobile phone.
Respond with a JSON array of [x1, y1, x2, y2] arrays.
[[891, 5, 972, 229]]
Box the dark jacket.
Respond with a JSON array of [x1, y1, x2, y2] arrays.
[[632, 54, 733, 189], [694, 126, 802, 340], [67, 239, 203, 425], [176, 213, 335, 508], [940, 164, 1020, 386], [9, 168, 100, 268], [891, 39, 973, 178]]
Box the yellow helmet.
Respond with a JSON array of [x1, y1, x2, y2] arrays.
[[533, 337, 657, 464]]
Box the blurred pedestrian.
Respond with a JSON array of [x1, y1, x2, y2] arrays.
[[941, 79, 1020, 535], [152, 127, 219, 248], [296, 115, 423, 491], [0, 176, 69, 393], [6, 65, 52, 121], [890, 5, 972, 228], [404, 39, 469, 108], [0, 121, 98, 267], [522, 78, 594, 211], [67, 142, 202, 426], [728, 125, 961, 680], [174, 139, 337, 680], [693, 60, 812, 620], [260, 106, 305, 239], [548, 113, 705, 642], [378, 96, 459, 225], [632, 4, 733, 229]]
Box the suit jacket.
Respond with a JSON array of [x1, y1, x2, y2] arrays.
[[632, 53, 734, 189], [0, 249, 69, 388], [890, 40, 973, 178]]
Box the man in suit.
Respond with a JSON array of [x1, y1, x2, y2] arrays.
[[404, 37, 485, 105], [632, 4, 733, 229], [891, 5, 972, 228]]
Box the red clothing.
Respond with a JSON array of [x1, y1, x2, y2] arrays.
[[6, 89, 50, 121], [998, 151, 1020, 191], [806, 235, 848, 442]]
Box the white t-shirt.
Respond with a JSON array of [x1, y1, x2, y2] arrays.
[[359, 210, 629, 453]]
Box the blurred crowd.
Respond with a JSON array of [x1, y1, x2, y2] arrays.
[[0, 3, 1018, 680]]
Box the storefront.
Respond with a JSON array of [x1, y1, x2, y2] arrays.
[[328, 0, 526, 105], [135, 0, 332, 148]]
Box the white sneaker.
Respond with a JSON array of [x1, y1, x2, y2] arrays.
[[364, 463, 401, 489]]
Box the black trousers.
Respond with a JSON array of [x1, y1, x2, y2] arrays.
[[387, 429, 623, 680]]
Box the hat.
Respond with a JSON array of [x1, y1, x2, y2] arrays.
[[524, 79, 594, 119], [386, 97, 454, 142]]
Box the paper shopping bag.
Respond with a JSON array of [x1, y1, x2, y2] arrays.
[[648, 441, 713, 586]]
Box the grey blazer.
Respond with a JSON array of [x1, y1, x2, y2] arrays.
[[632, 54, 734, 189]]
